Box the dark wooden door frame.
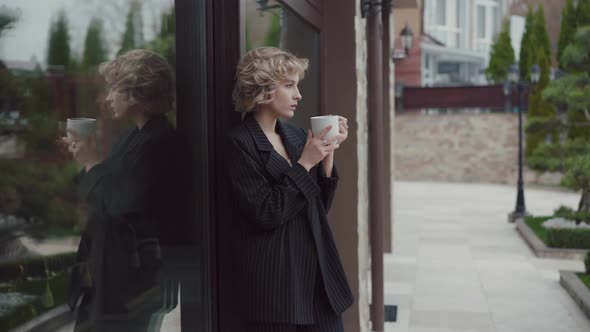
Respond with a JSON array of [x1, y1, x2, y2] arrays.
[[280, 0, 323, 30], [175, 1, 211, 331]]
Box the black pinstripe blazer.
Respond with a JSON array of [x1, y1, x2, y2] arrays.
[[224, 113, 354, 324]]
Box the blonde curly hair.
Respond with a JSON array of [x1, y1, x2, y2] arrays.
[[99, 49, 175, 115], [233, 47, 309, 113]]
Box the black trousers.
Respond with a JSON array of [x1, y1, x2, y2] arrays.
[[246, 272, 344, 332]]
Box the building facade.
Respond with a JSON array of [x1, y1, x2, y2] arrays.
[[394, 0, 509, 87]]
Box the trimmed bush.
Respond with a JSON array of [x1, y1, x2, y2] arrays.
[[546, 228, 590, 249], [585, 251, 590, 274]]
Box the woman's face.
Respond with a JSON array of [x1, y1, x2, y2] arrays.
[[105, 88, 136, 120], [269, 72, 302, 119]]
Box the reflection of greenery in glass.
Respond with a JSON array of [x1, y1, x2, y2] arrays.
[[245, 23, 252, 51], [47, 10, 71, 70], [264, 12, 281, 47], [82, 18, 108, 71], [118, 1, 143, 56], [0, 253, 75, 331], [145, 9, 176, 69], [0, 6, 20, 39], [0, 159, 81, 233]]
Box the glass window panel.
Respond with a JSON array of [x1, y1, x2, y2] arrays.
[[477, 5, 486, 39], [0, 1, 203, 331], [244, 0, 321, 127]]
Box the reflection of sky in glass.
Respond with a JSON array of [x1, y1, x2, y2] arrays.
[[0, 0, 173, 66]]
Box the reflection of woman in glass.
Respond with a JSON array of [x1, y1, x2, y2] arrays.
[[225, 47, 354, 332], [65, 49, 191, 332]]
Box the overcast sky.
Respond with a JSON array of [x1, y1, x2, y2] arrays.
[[0, 0, 173, 66]]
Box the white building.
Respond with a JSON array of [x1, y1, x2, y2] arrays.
[[420, 0, 509, 86]]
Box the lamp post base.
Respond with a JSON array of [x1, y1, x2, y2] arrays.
[[508, 210, 530, 223]]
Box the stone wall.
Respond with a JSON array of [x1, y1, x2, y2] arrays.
[[394, 112, 563, 185]]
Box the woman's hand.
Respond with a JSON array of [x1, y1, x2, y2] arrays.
[[336, 116, 349, 146], [298, 126, 339, 171], [61, 130, 102, 171]]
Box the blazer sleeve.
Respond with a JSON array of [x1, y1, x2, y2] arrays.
[[317, 163, 339, 213], [225, 136, 321, 231]]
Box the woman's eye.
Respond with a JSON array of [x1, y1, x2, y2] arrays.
[[286, 84, 294, 88]]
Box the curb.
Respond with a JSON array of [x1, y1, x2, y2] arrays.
[[560, 271, 590, 320], [10, 304, 74, 332], [515, 219, 587, 260]]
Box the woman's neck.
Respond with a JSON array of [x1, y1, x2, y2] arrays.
[[133, 111, 151, 129], [253, 109, 278, 136]]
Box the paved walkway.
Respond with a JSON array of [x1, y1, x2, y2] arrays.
[[385, 181, 590, 332]]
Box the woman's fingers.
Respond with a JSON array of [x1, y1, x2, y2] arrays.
[[316, 125, 333, 140]]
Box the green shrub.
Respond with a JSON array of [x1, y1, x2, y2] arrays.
[[554, 205, 590, 224], [0, 252, 76, 282], [0, 159, 81, 233], [0, 272, 70, 331], [585, 251, 590, 274], [546, 228, 590, 249]]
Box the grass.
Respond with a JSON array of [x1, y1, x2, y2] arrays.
[[524, 216, 552, 245], [578, 273, 590, 290]]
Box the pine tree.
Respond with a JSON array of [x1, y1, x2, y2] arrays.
[[558, 0, 577, 68], [118, 1, 142, 55], [47, 10, 71, 69], [533, 4, 551, 66], [0, 6, 19, 39], [485, 19, 515, 83], [524, 4, 555, 158], [82, 18, 108, 70], [519, 9, 535, 81]]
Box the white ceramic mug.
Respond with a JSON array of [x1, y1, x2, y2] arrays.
[[66, 118, 97, 141], [310, 115, 339, 144]]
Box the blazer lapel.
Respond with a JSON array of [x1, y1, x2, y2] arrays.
[[121, 116, 167, 156], [276, 120, 304, 166], [244, 114, 297, 182]]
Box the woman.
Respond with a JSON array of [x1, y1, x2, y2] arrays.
[[64, 49, 191, 331], [225, 47, 354, 331]]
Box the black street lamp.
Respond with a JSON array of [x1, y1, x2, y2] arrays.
[[400, 23, 414, 56], [508, 63, 540, 223], [392, 23, 414, 62]]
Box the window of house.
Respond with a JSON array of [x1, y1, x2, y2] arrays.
[[436, 0, 447, 25], [477, 5, 486, 39]]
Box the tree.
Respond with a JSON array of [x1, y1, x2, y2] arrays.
[[558, 0, 577, 68], [533, 4, 552, 66], [526, 27, 590, 217], [525, 48, 556, 157], [524, 5, 554, 158], [82, 18, 108, 70], [144, 8, 175, 69], [577, 0, 590, 27], [118, 1, 143, 55], [519, 9, 535, 81], [485, 19, 515, 83], [46, 10, 71, 69], [0, 5, 19, 39]]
